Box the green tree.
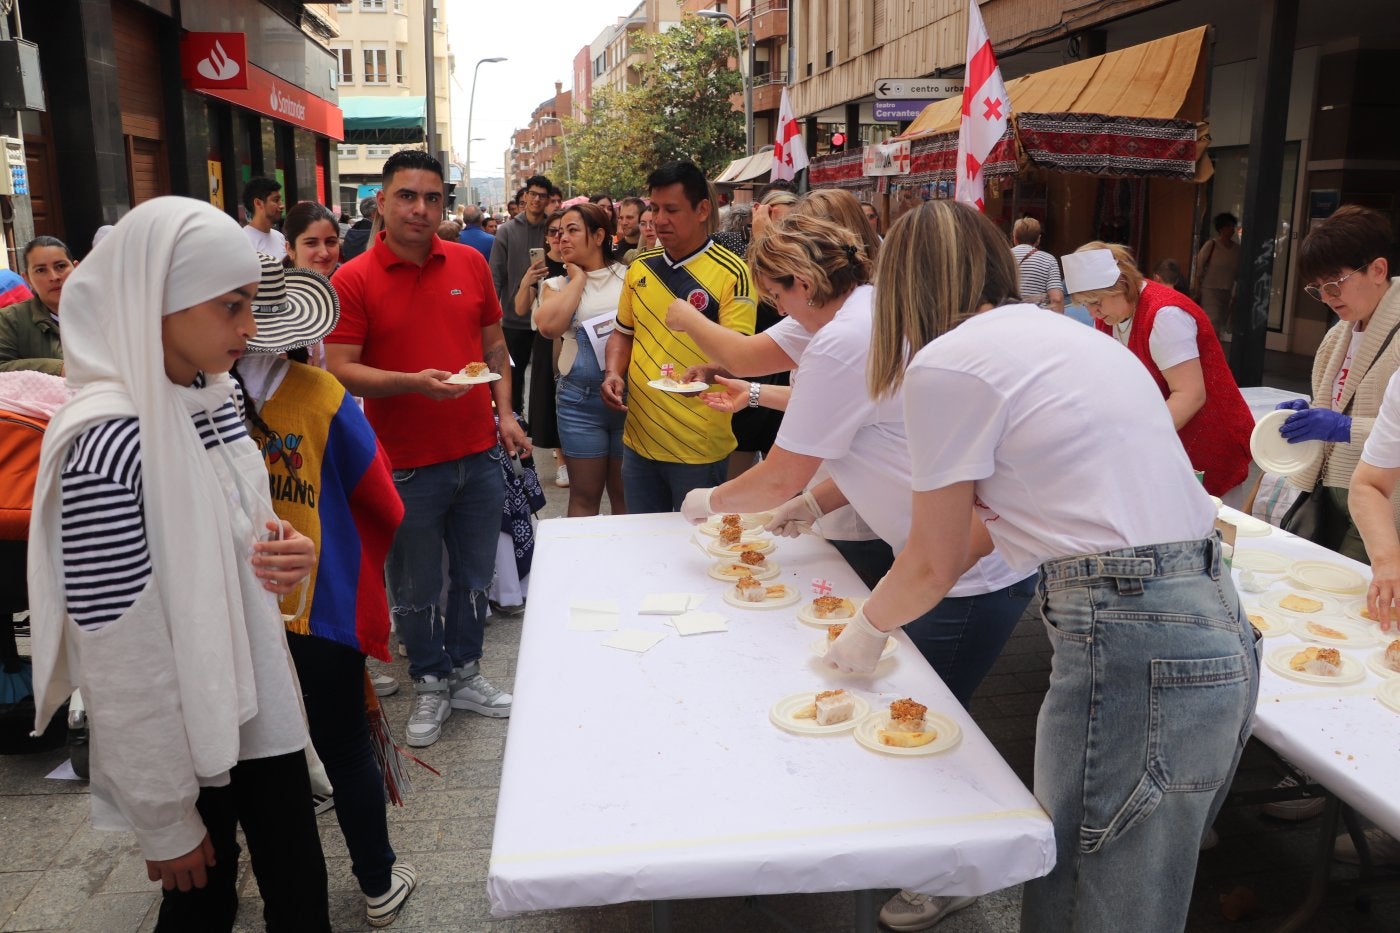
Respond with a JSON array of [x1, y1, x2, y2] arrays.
[[568, 15, 744, 195]]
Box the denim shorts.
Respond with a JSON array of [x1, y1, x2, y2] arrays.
[[556, 376, 625, 459]]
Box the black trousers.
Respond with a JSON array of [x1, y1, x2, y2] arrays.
[[503, 326, 535, 416], [155, 750, 331, 933]]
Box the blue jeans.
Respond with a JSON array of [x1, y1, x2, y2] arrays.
[[1021, 537, 1259, 933], [556, 376, 625, 459], [904, 573, 1038, 709], [387, 449, 505, 679], [621, 447, 726, 514]]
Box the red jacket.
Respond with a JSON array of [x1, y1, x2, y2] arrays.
[[1097, 281, 1253, 495]]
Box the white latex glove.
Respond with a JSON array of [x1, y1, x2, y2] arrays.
[[822, 607, 888, 673], [680, 487, 715, 524], [764, 490, 822, 538]]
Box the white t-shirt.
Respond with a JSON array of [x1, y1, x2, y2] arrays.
[[1332, 326, 1366, 409], [904, 304, 1217, 575], [767, 315, 813, 363], [544, 265, 626, 374], [1362, 368, 1400, 468], [775, 285, 1023, 595], [1114, 304, 1199, 371], [244, 224, 287, 259]]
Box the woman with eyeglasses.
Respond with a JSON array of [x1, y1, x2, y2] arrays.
[[1065, 241, 1253, 500], [1272, 205, 1400, 560], [515, 210, 569, 484]]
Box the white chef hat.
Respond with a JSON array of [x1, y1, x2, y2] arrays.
[[1061, 248, 1123, 295]]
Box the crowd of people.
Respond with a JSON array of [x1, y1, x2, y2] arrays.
[[3, 143, 1399, 933]]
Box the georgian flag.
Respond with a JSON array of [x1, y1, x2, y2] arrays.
[[771, 87, 809, 182], [954, 0, 1010, 210]]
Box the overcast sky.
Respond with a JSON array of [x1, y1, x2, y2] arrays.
[[446, 1, 636, 179]]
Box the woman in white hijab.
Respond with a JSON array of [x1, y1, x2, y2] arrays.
[[27, 197, 331, 930]]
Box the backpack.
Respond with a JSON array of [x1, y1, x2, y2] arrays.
[[0, 409, 45, 541]]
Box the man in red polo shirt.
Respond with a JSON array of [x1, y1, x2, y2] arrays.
[[327, 150, 529, 748]]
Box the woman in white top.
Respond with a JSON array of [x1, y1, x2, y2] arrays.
[[535, 202, 628, 516], [835, 201, 1258, 933], [679, 214, 1035, 708]]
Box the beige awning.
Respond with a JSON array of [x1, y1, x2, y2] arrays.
[[713, 150, 774, 185]]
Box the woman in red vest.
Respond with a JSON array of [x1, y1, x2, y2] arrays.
[[1064, 243, 1254, 497]]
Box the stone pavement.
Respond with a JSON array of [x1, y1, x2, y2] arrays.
[[2, 452, 1397, 932]]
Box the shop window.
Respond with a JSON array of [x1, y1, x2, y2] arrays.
[[366, 145, 393, 159], [393, 0, 403, 9], [396, 49, 406, 85], [336, 2, 351, 10], [1207, 143, 1301, 333], [337, 144, 359, 160], [334, 48, 353, 85], [363, 47, 388, 85], [359, 0, 385, 10]]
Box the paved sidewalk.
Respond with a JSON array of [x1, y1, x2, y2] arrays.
[[2, 456, 1397, 931]]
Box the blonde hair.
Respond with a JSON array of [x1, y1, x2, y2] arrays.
[[868, 201, 1021, 398], [748, 213, 873, 307], [760, 189, 799, 209], [1012, 216, 1042, 245], [1069, 241, 1142, 305], [793, 188, 880, 269]]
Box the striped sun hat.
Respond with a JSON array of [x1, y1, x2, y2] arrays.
[[246, 251, 340, 353]]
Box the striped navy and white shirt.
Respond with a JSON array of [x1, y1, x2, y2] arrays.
[[59, 378, 250, 631], [1011, 244, 1065, 306]]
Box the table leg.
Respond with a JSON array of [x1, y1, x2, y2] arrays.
[[853, 889, 879, 933], [650, 899, 672, 933], [1272, 795, 1341, 933]]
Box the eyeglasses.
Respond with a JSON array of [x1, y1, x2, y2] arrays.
[[546, 228, 562, 238], [1305, 262, 1374, 302], [526, 190, 550, 200]]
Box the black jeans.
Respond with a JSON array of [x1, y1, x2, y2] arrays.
[[503, 325, 535, 416], [156, 751, 330, 933], [287, 633, 397, 897]]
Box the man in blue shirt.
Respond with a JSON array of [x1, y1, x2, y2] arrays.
[[457, 205, 496, 262]]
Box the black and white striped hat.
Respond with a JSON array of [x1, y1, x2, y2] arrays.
[[246, 251, 340, 353]]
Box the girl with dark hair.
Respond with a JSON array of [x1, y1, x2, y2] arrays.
[[283, 202, 342, 277]]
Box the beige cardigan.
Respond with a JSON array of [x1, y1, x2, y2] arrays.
[[1289, 279, 1400, 526]]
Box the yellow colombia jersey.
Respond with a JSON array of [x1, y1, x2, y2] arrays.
[[616, 239, 757, 464]]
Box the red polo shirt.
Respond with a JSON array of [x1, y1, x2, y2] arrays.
[[328, 232, 503, 469]]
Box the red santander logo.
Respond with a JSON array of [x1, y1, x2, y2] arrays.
[[181, 33, 249, 90]]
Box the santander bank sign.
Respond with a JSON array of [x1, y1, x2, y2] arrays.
[[180, 31, 343, 141], [181, 33, 249, 90]]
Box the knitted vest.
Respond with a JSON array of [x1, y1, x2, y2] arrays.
[[1097, 281, 1254, 495]]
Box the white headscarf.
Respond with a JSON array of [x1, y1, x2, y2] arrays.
[[28, 197, 266, 778]]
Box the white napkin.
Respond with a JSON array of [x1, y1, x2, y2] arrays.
[[667, 611, 729, 636], [638, 593, 706, 615], [569, 599, 620, 631], [601, 630, 668, 653]]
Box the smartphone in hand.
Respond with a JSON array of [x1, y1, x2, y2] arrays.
[[529, 247, 545, 265]]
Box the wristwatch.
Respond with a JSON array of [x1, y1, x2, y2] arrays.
[[747, 382, 762, 408]]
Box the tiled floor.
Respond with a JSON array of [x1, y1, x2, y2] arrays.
[[2, 453, 1397, 931]]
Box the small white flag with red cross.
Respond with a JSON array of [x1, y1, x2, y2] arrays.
[[954, 0, 1011, 211], [771, 87, 809, 182], [811, 578, 833, 597]]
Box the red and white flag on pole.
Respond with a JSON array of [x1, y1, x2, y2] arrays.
[[954, 0, 1010, 210], [771, 87, 809, 182]]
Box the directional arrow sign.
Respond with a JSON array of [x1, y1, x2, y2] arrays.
[[874, 78, 965, 101]]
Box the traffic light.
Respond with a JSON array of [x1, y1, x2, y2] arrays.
[[830, 131, 846, 152]]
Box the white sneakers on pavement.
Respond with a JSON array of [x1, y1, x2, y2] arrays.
[[878, 891, 977, 932], [555, 463, 570, 488], [370, 670, 399, 697], [450, 661, 512, 717], [1262, 774, 1326, 821], [406, 676, 451, 747], [366, 861, 417, 927]]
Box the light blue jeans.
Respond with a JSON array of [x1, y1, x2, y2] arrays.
[[386, 449, 505, 680], [1021, 536, 1259, 933]]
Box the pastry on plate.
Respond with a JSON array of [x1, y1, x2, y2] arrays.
[[1279, 593, 1324, 613], [1289, 646, 1343, 676], [811, 595, 856, 620], [720, 513, 742, 529], [460, 361, 489, 377], [1305, 621, 1348, 640], [879, 698, 937, 748], [764, 584, 788, 600], [826, 623, 846, 642], [735, 575, 765, 603], [1385, 639, 1400, 672], [718, 524, 742, 546], [739, 549, 766, 567], [792, 689, 858, 726], [1246, 612, 1273, 633]]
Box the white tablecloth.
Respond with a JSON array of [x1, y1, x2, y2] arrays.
[[487, 513, 1055, 916], [1222, 506, 1400, 838]]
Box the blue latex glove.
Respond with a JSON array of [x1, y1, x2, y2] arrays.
[[1280, 408, 1351, 444], [1275, 398, 1309, 411]]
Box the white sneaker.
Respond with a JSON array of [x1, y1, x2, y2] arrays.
[[1262, 774, 1326, 821], [555, 463, 570, 488], [877, 891, 977, 932], [366, 860, 417, 927], [405, 676, 451, 747], [449, 661, 512, 717], [312, 794, 335, 816], [370, 670, 399, 697]]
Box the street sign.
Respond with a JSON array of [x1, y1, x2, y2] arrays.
[[874, 78, 964, 100], [874, 99, 935, 122]]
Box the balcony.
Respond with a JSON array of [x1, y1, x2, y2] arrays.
[[750, 71, 788, 113], [741, 0, 788, 44]]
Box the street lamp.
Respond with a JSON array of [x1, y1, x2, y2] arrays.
[[539, 116, 573, 198], [697, 10, 752, 157], [466, 57, 507, 208]]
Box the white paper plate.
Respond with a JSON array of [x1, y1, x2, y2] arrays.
[[1232, 550, 1292, 574], [1223, 514, 1274, 538], [723, 582, 801, 610], [1290, 617, 1377, 648], [796, 597, 866, 628], [1250, 409, 1323, 476], [1242, 607, 1288, 638], [1377, 678, 1400, 715], [444, 371, 501, 385], [1365, 647, 1400, 680], [647, 378, 708, 394], [768, 691, 870, 735], [1264, 645, 1365, 685], [1341, 598, 1400, 628], [809, 635, 897, 661], [697, 513, 773, 536], [1287, 560, 1368, 595], [706, 560, 779, 582], [707, 537, 775, 558], [852, 710, 962, 756], [1261, 589, 1341, 618]]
